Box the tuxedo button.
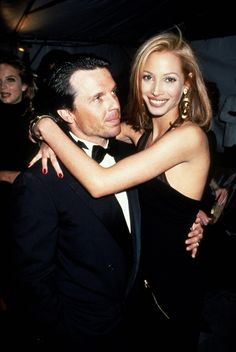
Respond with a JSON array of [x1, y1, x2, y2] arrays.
[[107, 264, 114, 271]]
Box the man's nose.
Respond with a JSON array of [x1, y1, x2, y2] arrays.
[[110, 94, 120, 109]]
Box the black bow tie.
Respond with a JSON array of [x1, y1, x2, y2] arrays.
[[92, 144, 114, 163], [76, 139, 115, 163]]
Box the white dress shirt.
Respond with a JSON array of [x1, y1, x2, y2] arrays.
[[69, 132, 131, 232]]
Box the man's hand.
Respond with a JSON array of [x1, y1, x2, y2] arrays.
[[215, 187, 228, 205]]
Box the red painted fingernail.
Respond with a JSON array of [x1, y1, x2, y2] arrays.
[[58, 173, 63, 179], [42, 168, 47, 174]]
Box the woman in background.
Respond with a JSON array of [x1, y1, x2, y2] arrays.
[[0, 56, 38, 310]]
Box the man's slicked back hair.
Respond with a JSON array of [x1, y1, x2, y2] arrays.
[[48, 55, 111, 114]]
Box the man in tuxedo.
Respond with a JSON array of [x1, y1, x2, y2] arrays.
[[9, 55, 141, 351], [9, 55, 202, 351]]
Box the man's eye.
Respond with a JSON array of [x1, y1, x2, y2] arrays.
[[94, 95, 102, 101], [112, 88, 118, 96]]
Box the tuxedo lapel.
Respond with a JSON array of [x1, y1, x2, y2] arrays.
[[108, 138, 142, 291], [63, 138, 135, 235], [126, 188, 141, 291], [62, 138, 141, 291], [64, 171, 132, 254], [66, 173, 127, 226]]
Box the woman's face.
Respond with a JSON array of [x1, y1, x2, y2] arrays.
[[0, 63, 28, 104], [141, 51, 186, 118]]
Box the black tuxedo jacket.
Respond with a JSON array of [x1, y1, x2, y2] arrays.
[[9, 139, 141, 342]]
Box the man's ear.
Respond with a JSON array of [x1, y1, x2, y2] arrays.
[[57, 109, 74, 123]]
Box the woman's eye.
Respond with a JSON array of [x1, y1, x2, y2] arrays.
[[7, 77, 16, 82], [7, 77, 17, 83], [143, 74, 152, 81], [165, 76, 177, 83]]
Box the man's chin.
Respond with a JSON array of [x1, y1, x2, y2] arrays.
[[106, 125, 121, 138]]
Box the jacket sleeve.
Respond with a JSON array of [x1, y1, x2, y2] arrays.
[[9, 171, 64, 334]]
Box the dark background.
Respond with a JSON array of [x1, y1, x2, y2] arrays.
[[0, 0, 235, 50]]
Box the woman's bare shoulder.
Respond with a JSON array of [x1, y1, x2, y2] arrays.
[[175, 122, 208, 145]]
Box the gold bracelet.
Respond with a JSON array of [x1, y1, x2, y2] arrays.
[[29, 115, 58, 143]]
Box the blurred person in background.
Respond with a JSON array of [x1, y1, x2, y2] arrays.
[[34, 49, 72, 114], [0, 56, 38, 312]]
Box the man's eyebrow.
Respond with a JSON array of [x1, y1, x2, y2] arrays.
[[86, 91, 103, 102]]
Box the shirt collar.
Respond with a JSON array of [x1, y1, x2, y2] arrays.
[[69, 131, 109, 153]]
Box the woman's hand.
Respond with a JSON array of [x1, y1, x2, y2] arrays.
[[185, 211, 206, 258], [28, 142, 64, 178], [28, 115, 63, 176], [196, 209, 212, 226]]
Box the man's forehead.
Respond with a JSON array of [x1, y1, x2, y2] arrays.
[[70, 68, 115, 93]]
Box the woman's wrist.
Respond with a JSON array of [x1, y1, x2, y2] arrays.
[[29, 115, 57, 143]]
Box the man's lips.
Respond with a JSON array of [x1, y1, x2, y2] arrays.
[[106, 110, 120, 124]]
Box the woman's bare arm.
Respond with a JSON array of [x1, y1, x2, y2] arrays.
[[34, 117, 209, 199], [28, 122, 141, 177]]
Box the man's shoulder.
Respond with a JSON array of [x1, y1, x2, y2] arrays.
[[12, 162, 77, 204], [110, 138, 136, 157], [15, 161, 70, 184]]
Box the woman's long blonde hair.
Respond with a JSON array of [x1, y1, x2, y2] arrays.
[[124, 31, 212, 131]]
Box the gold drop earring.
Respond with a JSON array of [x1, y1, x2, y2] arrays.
[[181, 88, 190, 120]]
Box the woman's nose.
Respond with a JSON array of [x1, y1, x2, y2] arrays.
[[0, 80, 8, 90], [152, 82, 160, 96]]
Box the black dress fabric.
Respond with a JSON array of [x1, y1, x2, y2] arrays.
[[135, 129, 203, 351], [0, 99, 38, 171]]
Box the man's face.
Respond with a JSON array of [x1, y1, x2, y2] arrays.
[[68, 67, 121, 145]]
